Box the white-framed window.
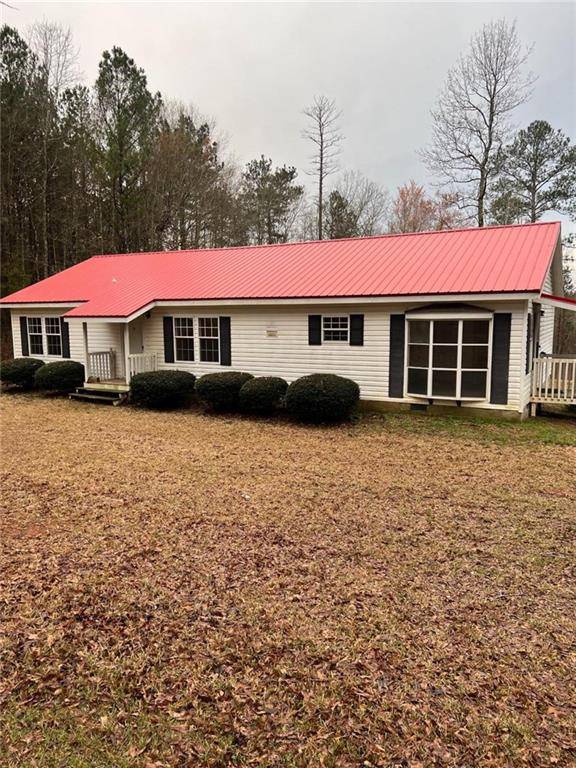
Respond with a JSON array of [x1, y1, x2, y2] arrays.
[[199, 317, 220, 363], [45, 317, 62, 356], [406, 318, 491, 400], [174, 317, 195, 361], [27, 317, 44, 355], [323, 315, 349, 342]]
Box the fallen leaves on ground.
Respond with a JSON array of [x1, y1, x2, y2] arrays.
[[0, 395, 575, 767]]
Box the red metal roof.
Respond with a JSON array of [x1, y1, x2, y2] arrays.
[[0, 222, 560, 318]]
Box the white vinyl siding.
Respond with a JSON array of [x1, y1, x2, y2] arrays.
[[10, 311, 125, 378], [10, 299, 530, 412], [539, 269, 555, 355], [141, 300, 530, 412]]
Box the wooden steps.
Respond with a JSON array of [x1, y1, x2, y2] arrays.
[[69, 387, 128, 406]]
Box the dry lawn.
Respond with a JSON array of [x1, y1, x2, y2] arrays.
[[0, 394, 575, 768]]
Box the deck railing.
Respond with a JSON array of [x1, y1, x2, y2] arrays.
[[88, 350, 116, 381], [531, 356, 576, 404], [128, 352, 157, 379]]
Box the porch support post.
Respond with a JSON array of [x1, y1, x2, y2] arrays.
[[123, 323, 130, 384], [82, 322, 89, 381]]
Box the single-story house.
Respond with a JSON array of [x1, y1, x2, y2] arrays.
[[2, 221, 575, 417]]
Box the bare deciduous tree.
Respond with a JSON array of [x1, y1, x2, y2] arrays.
[[302, 95, 343, 239], [27, 22, 80, 277], [421, 19, 535, 227], [337, 170, 390, 236], [28, 21, 80, 96], [389, 181, 462, 233], [389, 181, 436, 233]]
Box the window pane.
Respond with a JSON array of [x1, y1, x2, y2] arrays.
[[408, 344, 429, 367], [29, 336, 43, 355], [461, 371, 487, 398], [28, 318, 42, 334], [408, 367, 428, 395], [324, 329, 349, 341], [175, 337, 194, 361], [323, 316, 348, 329], [432, 370, 456, 397], [462, 345, 488, 369], [432, 345, 457, 368], [433, 320, 458, 343], [199, 318, 219, 337], [45, 317, 61, 334], [175, 317, 194, 337], [409, 320, 429, 343], [47, 335, 62, 356], [463, 320, 489, 344], [200, 338, 219, 363]]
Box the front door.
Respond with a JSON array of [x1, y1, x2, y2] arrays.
[[129, 321, 144, 354]]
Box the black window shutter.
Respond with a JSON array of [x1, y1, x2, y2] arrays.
[[525, 313, 532, 374], [163, 316, 174, 363], [490, 313, 511, 404], [20, 316, 29, 356], [308, 315, 322, 345], [389, 314, 405, 397], [350, 314, 364, 346], [219, 316, 231, 366], [60, 317, 71, 358]]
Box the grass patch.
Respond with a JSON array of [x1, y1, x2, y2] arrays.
[[366, 410, 576, 446]]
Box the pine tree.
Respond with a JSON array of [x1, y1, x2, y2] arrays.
[[325, 191, 358, 239], [240, 156, 303, 244], [493, 121, 576, 222], [95, 47, 162, 252]]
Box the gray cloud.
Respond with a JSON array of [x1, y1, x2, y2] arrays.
[[7, 1, 576, 236]]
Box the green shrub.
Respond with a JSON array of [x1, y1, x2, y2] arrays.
[[130, 370, 196, 409], [196, 371, 254, 412], [285, 373, 360, 423], [239, 376, 288, 415], [34, 360, 85, 393], [0, 357, 45, 389]]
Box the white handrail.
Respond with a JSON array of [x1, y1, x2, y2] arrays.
[[531, 357, 576, 403], [128, 352, 157, 378], [88, 350, 116, 380]]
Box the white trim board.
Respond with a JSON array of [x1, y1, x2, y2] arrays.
[[46, 292, 535, 323], [539, 296, 576, 312]]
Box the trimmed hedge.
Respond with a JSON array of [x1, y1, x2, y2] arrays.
[[285, 373, 360, 423], [196, 371, 253, 412], [130, 370, 196, 409], [0, 357, 45, 389], [239, 376, 288, 415], [34, 360, 85, 393]]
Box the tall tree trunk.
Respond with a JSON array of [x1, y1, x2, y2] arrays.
[[318, 135, 324, 240]]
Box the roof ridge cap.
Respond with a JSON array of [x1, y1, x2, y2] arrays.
[[90, 221, 560, 259]]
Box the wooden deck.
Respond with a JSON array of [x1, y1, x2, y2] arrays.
[[530, 356, 576, 415]]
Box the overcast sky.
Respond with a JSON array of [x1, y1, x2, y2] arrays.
[[4, 1, 576, 235]]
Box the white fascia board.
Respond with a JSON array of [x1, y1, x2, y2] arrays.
[[65, 302, 156, 323], [539, 295, 576, 312], [152, 292, 535, 308], [405, 312, 493, 320], [33, 292, 535, 321]]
